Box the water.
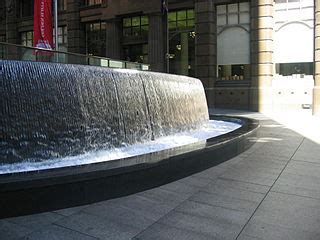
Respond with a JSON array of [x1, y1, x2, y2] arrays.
[[0, 61, 208, 164], [0, 120, 241, 174]]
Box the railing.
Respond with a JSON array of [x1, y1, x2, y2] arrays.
[[0, 42, 150, 71]]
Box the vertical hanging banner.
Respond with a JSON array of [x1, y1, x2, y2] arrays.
[[33, 0, 53, 50]]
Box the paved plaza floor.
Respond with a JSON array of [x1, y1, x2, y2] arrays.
[[1, 109, 320, 240]]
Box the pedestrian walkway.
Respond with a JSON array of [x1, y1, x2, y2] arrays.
[[1, 110, 320, 240]]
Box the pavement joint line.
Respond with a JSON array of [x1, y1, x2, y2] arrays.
[[52, 222, 101, 240], [291, 159, 320, 165], [269, 189, 320, 201], [132, 221, 215, 240], [217, 177, 271, 188], [235, 136, 306, 240], [188, 199, 250, 214]]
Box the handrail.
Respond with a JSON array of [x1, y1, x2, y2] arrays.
[[0, 42, 150, 71]]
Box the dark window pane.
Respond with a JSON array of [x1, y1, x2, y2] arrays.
[[123, 44, 148, 64], [187, 19, 194, 27], [177, 10, 187, 20], [177, 20, 187, 28], [122, 15, 149, 37], [169, 21, 176, 29], [218, 64, 249, 80], [132, 17, 140, 26], [123, 27, 131, 37], [168, 12, 177, 21], [187, 9, 194, 19], [276, 62, 313, 76], [141, 16, 148, 25], [123, 18, 131, 27], [132, 26, 140, 36]]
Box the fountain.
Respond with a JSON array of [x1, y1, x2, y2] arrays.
[[0, 60, 258, 218]]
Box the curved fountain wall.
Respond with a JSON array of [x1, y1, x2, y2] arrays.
[[0, 60, 209, 163]]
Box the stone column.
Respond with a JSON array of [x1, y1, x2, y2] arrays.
[[195, 0, 216, 108], [67, 0, 85, 58], [148, 13, 166, 72], [180, 32, 189, 75], [105, 19, 121, 59], [5, 0, 18, 44], [314, 0, 320, 116], [5, 0, 18, 60], [250, 0, 274, 113], [0, 3, 6, 40]]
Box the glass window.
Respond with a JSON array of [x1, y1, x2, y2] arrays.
[[218, 64, 250, 80], [168, 9, 194, 31], [276, 62, 313, 76], [168, 12, 177, 22], [21, 31, 34, 47], [187, 9, 194, 19], [53, 26, 68, 46], [217, 2, 250, 27], [123, 44, 148, 64], [86, 22, 106, 57], [228, 4, 238, 13], [217, 5, 227, 14], [239, 2, 250, 11], [122, 16, 149, 38], [84, 0, 102, 6], [177, 11, 187, 20]]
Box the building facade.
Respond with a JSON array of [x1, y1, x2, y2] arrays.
[[1, 0, 319, 115]]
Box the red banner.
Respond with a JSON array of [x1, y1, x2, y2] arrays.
[[33, 0, 53, 50]]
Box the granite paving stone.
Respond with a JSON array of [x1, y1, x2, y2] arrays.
[[157, 210, 241, 240], [159, 175, 212, 194], [239, 218, 320, 240], [136, 185, 192, 205], [0, 220, 34, 240], [21, 224, 98, 240], [55, 211, 142, 240], [134, 222, 213, 240], [210, 178, 270, 194], [92, 194, 176, 221], [174, 200, 251, 225], [237, 234, 263, 240], [203, 179, 267, 201], [190, 190, 260, 213], [5, 212, 64, 231], [221, 167, 279, 186], [53, 205, 89, 217], [272, 172, 320, 199], [246, 192, 320, 233]]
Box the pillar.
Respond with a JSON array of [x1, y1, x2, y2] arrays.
[[105, 19, 121, 59], [250, 0, 274, 113], [5, 0, 18, 60], [180, 32, 189, 75], [0, 3, 6, 40], [148, 13, 166, 72], [314, 0, 320, 116], [195, 0, 216, 108], [67, 0, 85, 58]]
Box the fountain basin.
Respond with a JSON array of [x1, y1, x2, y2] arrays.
[[0, 115, 258, 218], [0, 60, 258, 218]]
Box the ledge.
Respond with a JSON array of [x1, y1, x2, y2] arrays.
[[0, 115, 259, 219]]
